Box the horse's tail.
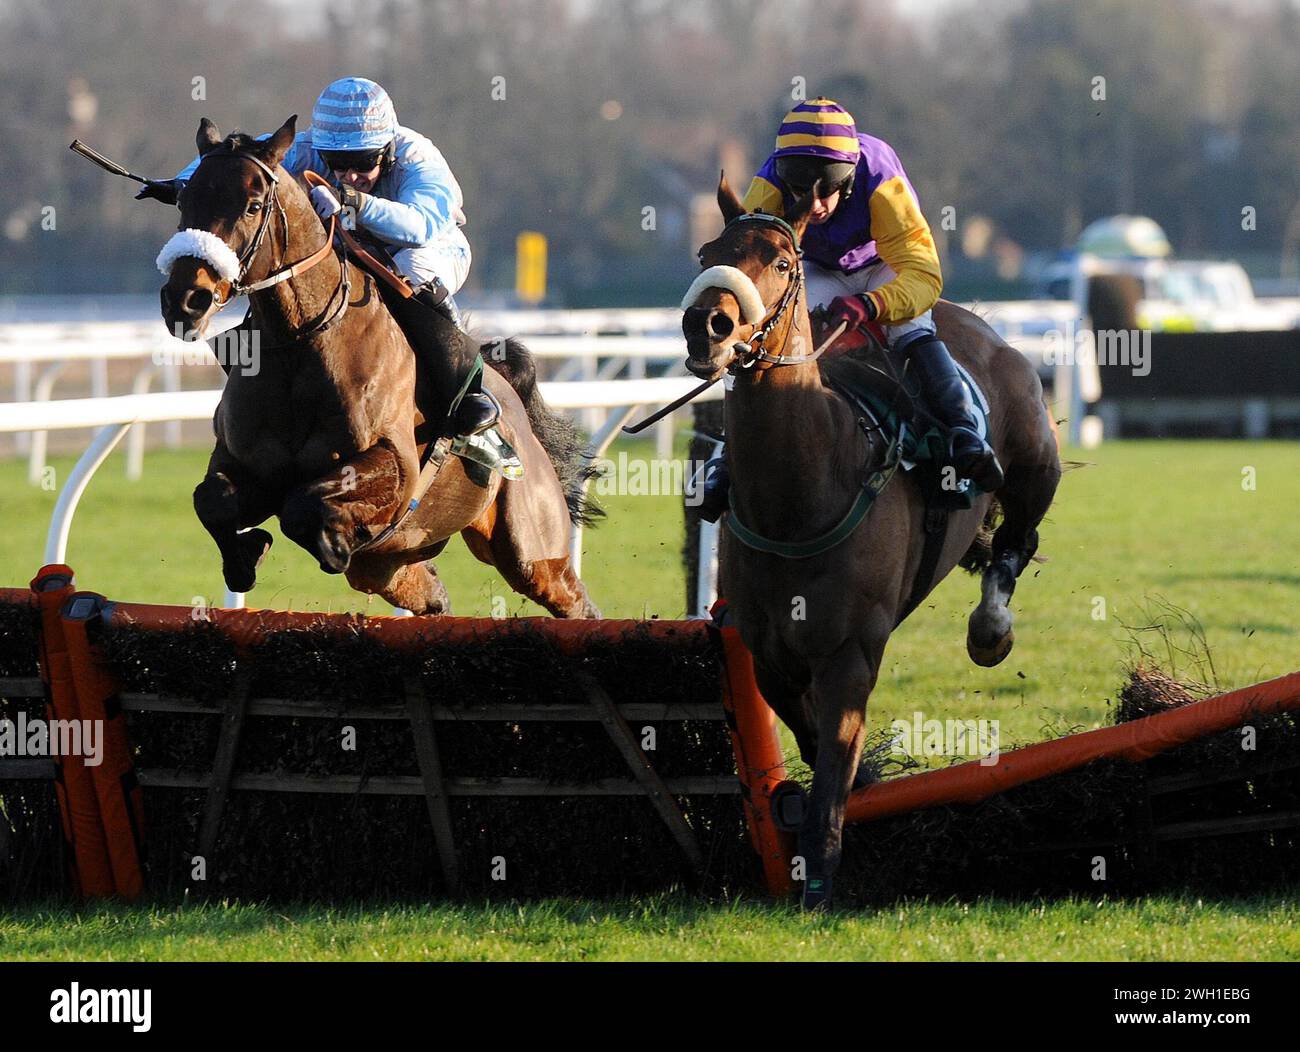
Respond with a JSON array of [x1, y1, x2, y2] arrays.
[[481, 336, 604, 528]]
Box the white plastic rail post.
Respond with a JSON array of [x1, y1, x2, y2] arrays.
[[1064, 255, 1090, 447], [43, 422, 131, 564]]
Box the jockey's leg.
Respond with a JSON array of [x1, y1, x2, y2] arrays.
[[389, 243, 498, 436], [903, 333, 1004, 491], [849, 262, 1004, 492]]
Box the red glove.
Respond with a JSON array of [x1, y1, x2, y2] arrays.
[[829, 293, 877, 329]]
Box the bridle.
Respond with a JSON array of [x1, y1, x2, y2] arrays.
[[196, 149, 349, 335], [722, 212, 838, 371]]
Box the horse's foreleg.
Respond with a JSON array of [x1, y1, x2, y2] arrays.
[[280, 444, 405, 575], [754, 659, 817, 766], [967, 458, 1060, 667], [467, 547, 600, 619], [193, 448, 278, 594], [345, 552, 452, 615], [799, 626, 885, 910]]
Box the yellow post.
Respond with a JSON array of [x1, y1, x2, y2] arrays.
[[515, 231, 547, 305]]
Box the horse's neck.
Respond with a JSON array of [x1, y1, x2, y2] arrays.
[[250, 192, 355, 350], [726, 324, 862, 535]]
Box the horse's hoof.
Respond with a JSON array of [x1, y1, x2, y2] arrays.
[[316, 530, 352, 575], [967, 627, 1014, 667], [801, 876, 833, 912], [222, 528, 272, 593]]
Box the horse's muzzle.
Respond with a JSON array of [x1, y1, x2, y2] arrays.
[[160, 282, 216, 340], [683, 306, 741, 379]]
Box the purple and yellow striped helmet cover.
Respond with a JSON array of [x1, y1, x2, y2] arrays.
[[773, 97, 859, 163]]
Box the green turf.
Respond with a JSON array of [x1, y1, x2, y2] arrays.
[[3, 894, 1299, 961], [2, 437, 1297, 959]]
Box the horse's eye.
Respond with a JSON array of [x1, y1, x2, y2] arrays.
[[247, 201, 263, 215], [775, 258, 790, 273]]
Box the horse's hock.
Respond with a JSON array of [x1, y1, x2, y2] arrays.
[[3, 565, 1300, 904]]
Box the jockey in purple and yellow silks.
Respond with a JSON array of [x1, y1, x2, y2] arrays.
[[741, 97, 1003, 492]]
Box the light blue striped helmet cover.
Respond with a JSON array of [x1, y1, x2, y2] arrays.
[[311, 77, 398, 151]]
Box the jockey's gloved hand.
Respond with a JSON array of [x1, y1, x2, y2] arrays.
[[829, 293, 877, 329], [310, 184, 343, 219], [134, 179, 181, 206]]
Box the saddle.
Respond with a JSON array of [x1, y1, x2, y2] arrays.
[[813, 310, 993, 624], [346, 231, 522, 487]]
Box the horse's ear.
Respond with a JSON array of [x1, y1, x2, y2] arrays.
[[717, 171, 746, 223], [786, 175, 832, 239], [262, 115, 297, 167], [196, 118, 222, 155]]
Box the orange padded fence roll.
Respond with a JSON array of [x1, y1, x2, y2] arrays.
[[717, 626, 794, 898], [60, 592, 146, 899], [105, 602, 712, 655], [28, 564, 115, 898], [844, 669, 1300, 826]]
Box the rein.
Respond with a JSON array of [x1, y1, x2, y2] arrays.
[[216, 152, 341, 306], [711, 213, 897, 559]]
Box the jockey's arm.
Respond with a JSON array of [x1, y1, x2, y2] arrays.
[[172, 131, 316, 183], [862, 178, 943, 324], [351, 151, 462, 246], [172, 131, 460, 247], [742, 174, 785, 217]]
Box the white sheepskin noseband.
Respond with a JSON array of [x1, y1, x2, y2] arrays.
[[680, 265, 766, 324], [156, 229, 242, 283]]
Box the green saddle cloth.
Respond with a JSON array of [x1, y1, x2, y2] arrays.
[[828, 360, 993, 510]]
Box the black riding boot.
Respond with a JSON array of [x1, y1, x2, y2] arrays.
[[696, 457, 730, 524], [907, 336, 1004, 492], [408, 280, 499, 436]]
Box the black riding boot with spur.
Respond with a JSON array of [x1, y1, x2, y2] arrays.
[[907, 335, 1005, 492], [411, 279, 499, 436]]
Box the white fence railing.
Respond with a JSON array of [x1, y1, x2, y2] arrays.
[[3, 379, 724, 613]]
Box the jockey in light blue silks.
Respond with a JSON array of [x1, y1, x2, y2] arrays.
[[141, 76, 498, 435]]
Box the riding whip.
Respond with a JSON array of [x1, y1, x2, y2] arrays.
[[68, 140, 151, 184]]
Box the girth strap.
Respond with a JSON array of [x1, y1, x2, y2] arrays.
[[724, 436, 902, 560], [895, 498, 951, 626]]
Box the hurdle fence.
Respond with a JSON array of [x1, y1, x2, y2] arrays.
[[3, 563, 1298, 902]]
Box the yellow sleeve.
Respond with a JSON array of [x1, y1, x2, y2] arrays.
[[865, 176, 943, 323], [742, 176, 785, 217]]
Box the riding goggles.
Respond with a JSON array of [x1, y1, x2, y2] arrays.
[[319, 145, 389, 173]]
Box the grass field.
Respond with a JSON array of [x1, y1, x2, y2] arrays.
[[2, 437, 1298, 959]]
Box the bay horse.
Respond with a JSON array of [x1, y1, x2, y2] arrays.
[[681, 177, 1061, 908], [159, 116, 599, 618]]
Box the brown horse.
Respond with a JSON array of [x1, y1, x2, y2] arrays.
[[159, 116, 599, 617], [681, 177, 1060, 908]]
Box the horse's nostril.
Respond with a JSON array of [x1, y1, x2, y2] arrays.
[[708, 310, 734, 339], [180, 287, 214, 317]]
